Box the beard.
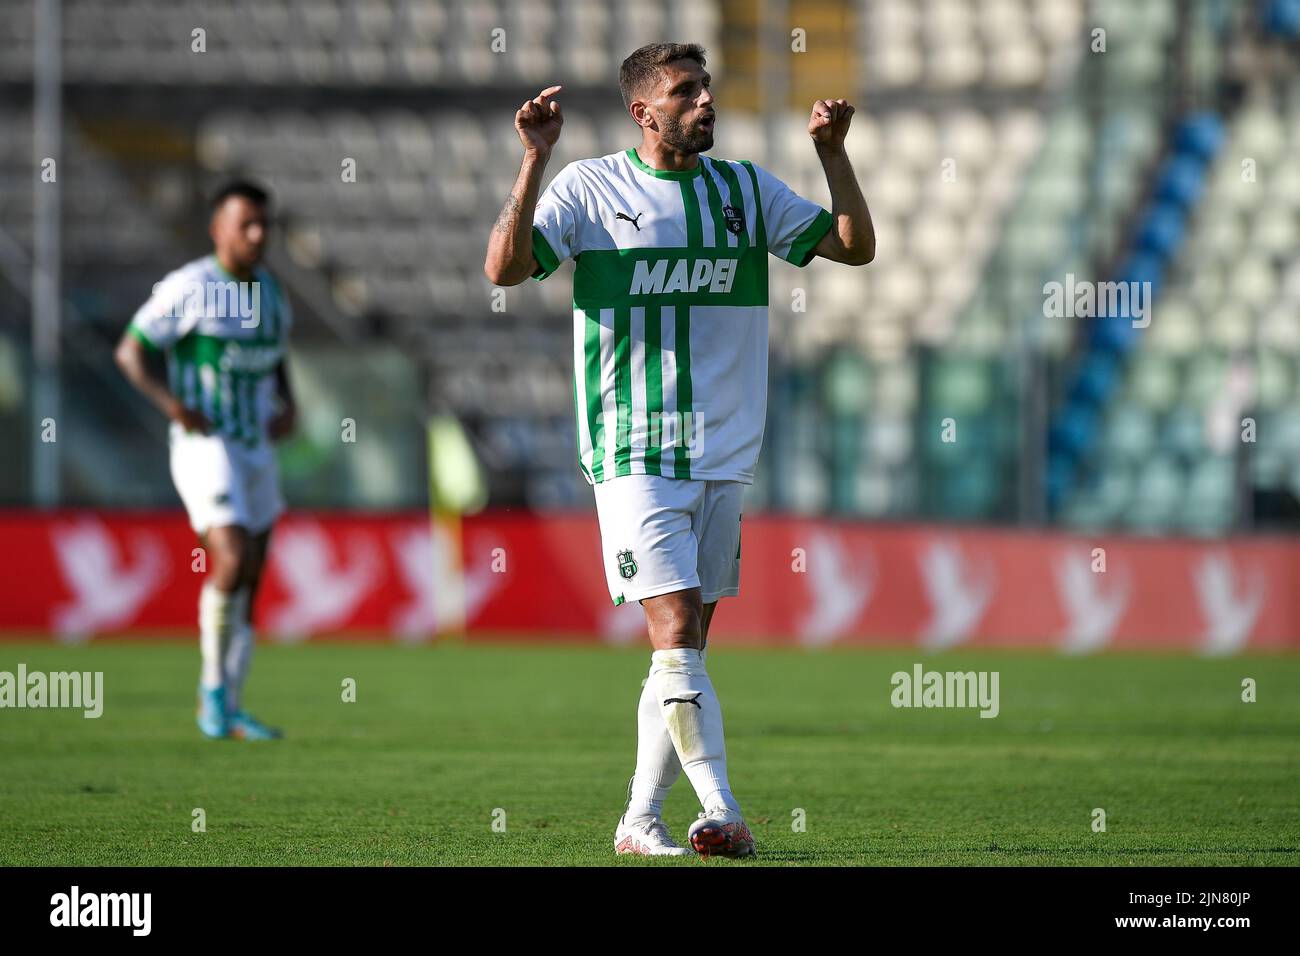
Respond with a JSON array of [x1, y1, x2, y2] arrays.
[[655, 109, 714, 154]]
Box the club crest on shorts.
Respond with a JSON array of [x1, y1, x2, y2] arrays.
[[723, 204, 746, 236], [616, 549, 638, 580]]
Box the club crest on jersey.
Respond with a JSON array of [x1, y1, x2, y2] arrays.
[[722, 203, 746, 236], [616, 549, 638, 580]]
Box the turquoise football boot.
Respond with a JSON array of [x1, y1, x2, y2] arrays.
[[196, 685, 229, 739], [228, 710, 283, 741]]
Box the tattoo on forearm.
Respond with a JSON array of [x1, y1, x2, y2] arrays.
[[494, 194, 522, 233]]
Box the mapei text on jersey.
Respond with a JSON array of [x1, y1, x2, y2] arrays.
[[629, 257, 739, 295]]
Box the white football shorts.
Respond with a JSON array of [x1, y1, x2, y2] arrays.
[[169, 428, 284, 536], [592, 473, 744, 606]]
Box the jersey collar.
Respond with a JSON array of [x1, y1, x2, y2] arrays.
[[626, 148, 704, 181], [209, 253, 259, 283]]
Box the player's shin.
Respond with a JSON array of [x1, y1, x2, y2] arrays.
[[648, 648, 742, 815], [626, 664, 683, 824], [222, 585, 253, 713], [198, 581, 238, 689]]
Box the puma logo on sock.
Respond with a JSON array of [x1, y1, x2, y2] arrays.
[[663, 693, 703, 709]]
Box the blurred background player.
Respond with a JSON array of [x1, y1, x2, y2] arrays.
[[484, 43, 874, 857], [113, 180, 296, 740]]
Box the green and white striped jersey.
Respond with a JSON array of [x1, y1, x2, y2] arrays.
[[128, 255, 292, 447], [531, 148, 831, 485]]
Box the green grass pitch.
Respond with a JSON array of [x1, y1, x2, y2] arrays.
[[1, 641, 1297, 866]]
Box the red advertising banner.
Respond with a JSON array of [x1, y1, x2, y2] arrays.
[[0, 510, 1296, 652]]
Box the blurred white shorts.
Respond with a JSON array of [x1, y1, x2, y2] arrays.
[[592, 474, 744, 606], [169, 429, 283, 536]]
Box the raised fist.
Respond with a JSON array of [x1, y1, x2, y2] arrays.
[[516, 85, 564, 156], [809, 98, 854, 147]]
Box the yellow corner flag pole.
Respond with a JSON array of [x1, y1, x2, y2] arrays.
[[427, 415, 488, 641]]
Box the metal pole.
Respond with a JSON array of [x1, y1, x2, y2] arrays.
[[32, 0, 62, 507], [760, 0, 791, 508]]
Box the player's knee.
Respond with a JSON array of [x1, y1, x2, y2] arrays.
[[647, 600, 703, 648], [208, 543, 247, 589]]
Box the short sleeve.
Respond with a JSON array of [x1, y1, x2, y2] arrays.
[[258, 270, 293, 342], [531, 162, 584, 280], [277, 285, 294, 341], [751, 163, 832, 267], [128, 271, 198, 351]]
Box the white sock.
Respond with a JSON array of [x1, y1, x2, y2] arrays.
[[625, 663, 682, 824], [223, 586, 253, 713], [648, 648, 742, 815], [198, 581, 237, 690]]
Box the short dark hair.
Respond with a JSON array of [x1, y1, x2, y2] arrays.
[[618, 43, 707, 111], [210, 179, 270, 213]]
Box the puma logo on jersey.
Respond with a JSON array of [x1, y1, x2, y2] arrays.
[[615, 211, 644, 231], [629, 257, 738, 295]]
